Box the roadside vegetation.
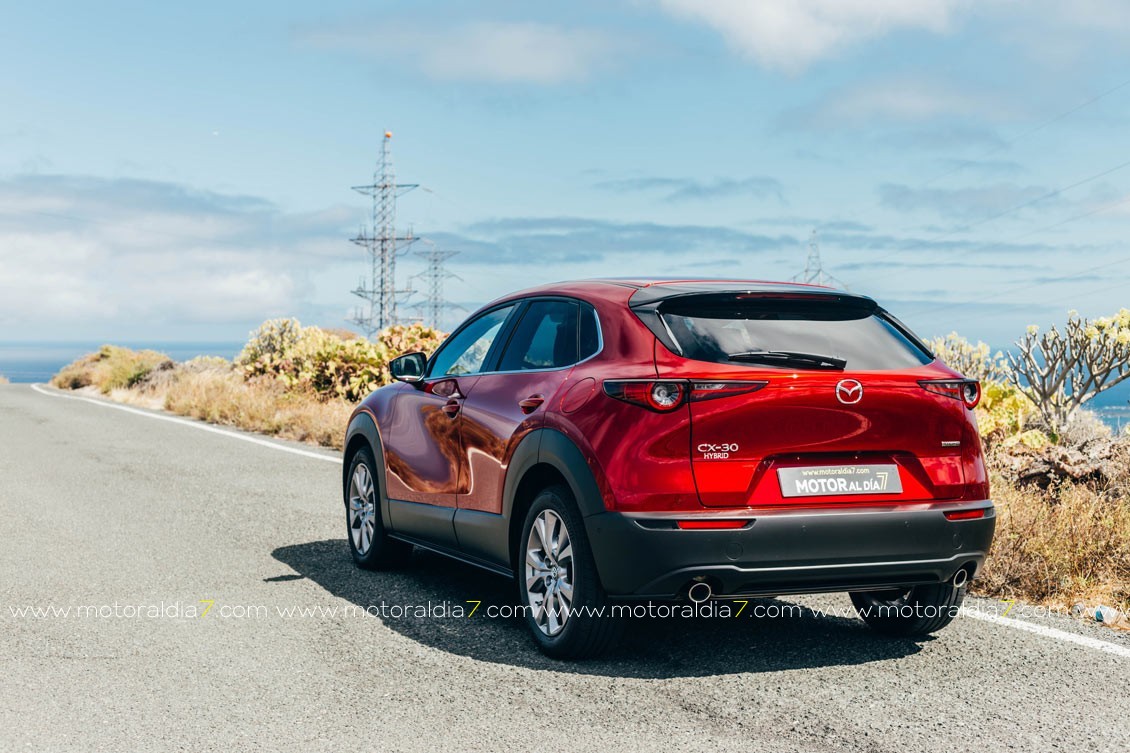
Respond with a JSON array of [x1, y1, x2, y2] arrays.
[[928, 309, 1130, 618], [50, 319, 446, 449], [50, 310, 1130, 618]]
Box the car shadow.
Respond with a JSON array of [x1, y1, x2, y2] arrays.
[[271, 539, 927, 677]]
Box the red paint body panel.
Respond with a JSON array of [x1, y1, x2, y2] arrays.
[[651, 342, 971, 507], [380, 376, 478, 506], [458, 370, 571, 513]]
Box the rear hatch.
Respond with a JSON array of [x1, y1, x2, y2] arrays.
[[635, 288, 970, 508]]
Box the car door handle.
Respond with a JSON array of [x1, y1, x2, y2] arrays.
[[442, 399, 461, 418], [518, 395, 545, 414]]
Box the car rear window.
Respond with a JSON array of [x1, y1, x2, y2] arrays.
[[657, 296, 932, 371]]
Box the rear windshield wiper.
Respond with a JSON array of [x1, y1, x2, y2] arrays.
[[727, 350, 847, 370]]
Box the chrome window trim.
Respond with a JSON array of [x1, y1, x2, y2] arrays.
[[425, 301, 520, 379], [428, 296, 605, 379]]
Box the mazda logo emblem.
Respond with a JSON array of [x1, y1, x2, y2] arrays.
[[835, 379, 863, 405]]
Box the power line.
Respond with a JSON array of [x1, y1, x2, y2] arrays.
[[350, 130, 418, 337], [915, 74, 1130, 191], [928, 275, 1130, 333], [910, 256, 1130, 321], [860, 156, 1130, 282], [898, 193, 1130, 318], [841, 74, 1130, 284]]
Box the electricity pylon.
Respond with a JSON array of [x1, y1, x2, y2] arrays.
[[792, 229, 847, 289], [349, 131, 417, 336], [410, 240, 462, 329]]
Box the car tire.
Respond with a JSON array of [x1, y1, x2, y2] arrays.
[[849, 582, 966, 637], [345, 446, 411, 570], [518, 485, 622, 659]]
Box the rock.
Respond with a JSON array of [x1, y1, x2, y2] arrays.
[[993, 435, 1129, 490]]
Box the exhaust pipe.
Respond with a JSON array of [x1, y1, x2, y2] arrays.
[[951, 568, 969, 588], [687, 581, 713, 603]]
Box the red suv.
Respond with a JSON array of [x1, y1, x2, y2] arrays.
[[342, 279, 995, 658]]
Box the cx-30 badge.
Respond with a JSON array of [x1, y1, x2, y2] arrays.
[[836, 379, 863, 405]]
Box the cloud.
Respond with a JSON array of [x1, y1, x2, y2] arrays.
[[298, 21, 625, 84], [654, 0, 971, 72], [883, 125, 1008, 151], [935, 158, 1026, 178], [755, 217, 873, 233], [779, 78, 1019, 131], [839, 258, 1046, 272], [428, 216, 798, 265], [877, 182, 1058, 220], [0, 175, 355, 337], [593, 175, 784, 202]]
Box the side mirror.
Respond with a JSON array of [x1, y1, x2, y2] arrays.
[[390, 352, 427, 384]]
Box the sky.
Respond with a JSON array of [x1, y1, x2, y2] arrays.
[[2, 0, 1130, 348]]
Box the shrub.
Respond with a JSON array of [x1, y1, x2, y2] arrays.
[[976, 380, 1040, 446], [286, 328, 390, 401], [235, 319, 303, 379], [928, 332, 1011, 384], [377, 322, 447, 358], [235, 319, 447, 401], [51, 345, 173, 394]]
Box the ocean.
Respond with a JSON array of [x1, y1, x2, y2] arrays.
[[2, 341, 1127, 432], [0, 341, 243, 384]]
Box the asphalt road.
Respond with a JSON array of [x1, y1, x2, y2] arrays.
[[2, 383, 1128, 752]]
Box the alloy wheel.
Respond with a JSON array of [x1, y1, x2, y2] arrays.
[[349, 463, 377, 555], [524, 509, 574, 636]]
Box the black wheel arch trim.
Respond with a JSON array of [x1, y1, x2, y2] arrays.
[[502, 427, 608, 522], [343, 410, 392, 528]]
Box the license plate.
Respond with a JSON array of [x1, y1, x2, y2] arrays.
[[777, 464, 902, 498]]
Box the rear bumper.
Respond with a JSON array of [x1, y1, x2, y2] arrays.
[[584, 502, 996, 598]]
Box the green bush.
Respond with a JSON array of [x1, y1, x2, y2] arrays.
[[976, 380, 1041, 446], [235, 319, 303, 379], [235, 319, 446, 401]]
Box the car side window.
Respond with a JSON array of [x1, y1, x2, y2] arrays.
[[498, 300, 581, 371], [578, 303, 600, 361], [429, 305, 515, 377]]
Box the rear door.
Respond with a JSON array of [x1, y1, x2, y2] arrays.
[[453, 298, 600, 564], [650, 294, 968, 507], [456, 298, 598, 514]]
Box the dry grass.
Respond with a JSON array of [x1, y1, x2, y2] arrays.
[[974, 477, 1130, 611], [50, 346, 352, 450], [161, 369, 352, 449]]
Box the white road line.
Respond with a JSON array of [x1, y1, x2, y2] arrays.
[[965, 610, 1130, 658], [22, 385, 1130, 658], [30, 384, 341, 465]]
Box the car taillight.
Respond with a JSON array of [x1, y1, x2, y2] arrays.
[[689, 381, 769, 402], [603, 380, 768, 412], [603, 381, 686, 411], [919, 379, 981, 409]]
